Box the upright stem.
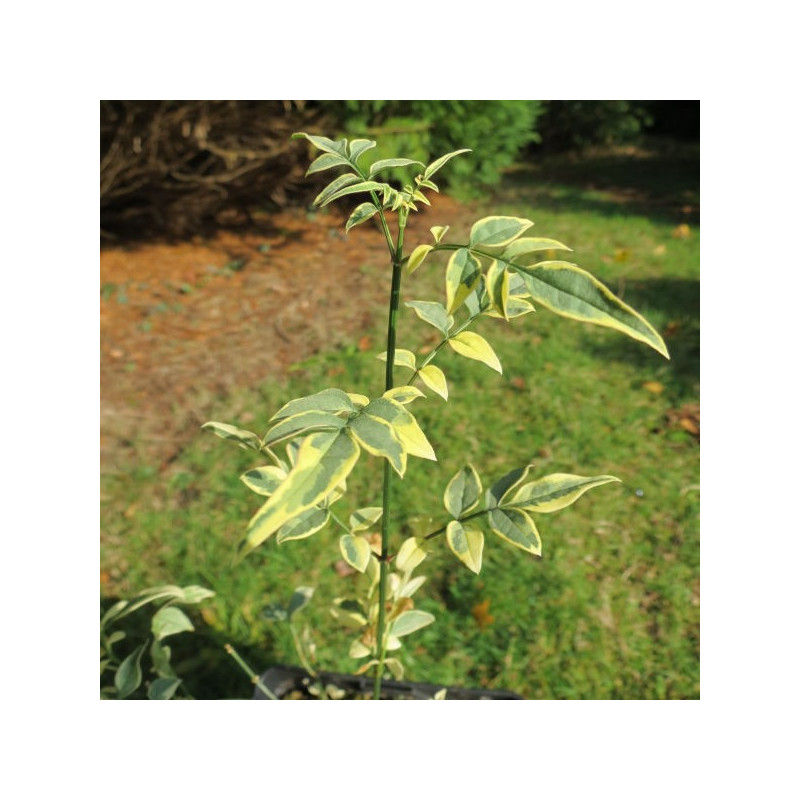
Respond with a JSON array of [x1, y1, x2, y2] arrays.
[[373, 214, 406, 700]]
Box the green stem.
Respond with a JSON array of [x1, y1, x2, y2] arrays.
[[424, 507, 492, 541], [224, 643, 279, 700], [406, 314, 477, 387], [373, 213, 406, 700]]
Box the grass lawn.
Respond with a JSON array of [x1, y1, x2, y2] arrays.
[[100, 141, 699, 699]]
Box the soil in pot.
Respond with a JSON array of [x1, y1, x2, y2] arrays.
[[253, 665, 523, 700]]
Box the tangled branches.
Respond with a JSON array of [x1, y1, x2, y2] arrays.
[[100, 101, 325, 239]]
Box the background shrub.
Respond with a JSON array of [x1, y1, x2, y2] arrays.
[[319, 100, 544, 194]]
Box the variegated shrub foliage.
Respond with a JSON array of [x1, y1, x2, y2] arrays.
[[204, 133, 669, 693]]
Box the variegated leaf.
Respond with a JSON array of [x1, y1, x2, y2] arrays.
[[263, 410, 345, 446], [395, 536, 427, 573], [487, 507, 542, 555], [485, 465, 532, 508], [448, 331, 502, 374], [276, 506, 330, 543], [292, 132, 347, 157], [201, 421, 261, 451], [446, 521, 484, 574], [271, 388, 356, 421], [444, 464, 482, 519], [377, 349, 416, 370], [367, 397, 436, 461], [391, 609, 435, 637], [349, 412, 407, 477], [369, 158, 424, 177], [407, 244, 433, 274], [509, 473, 620, 513], [349, 506, 383, 532], [319, 179, 386, 207], [515, 261, 669, 358], [405, 300, 453, 334], [485, 260, 510, 319], [383, 386, 425, 405], [306, 151, 351, 175], [501, 236, 573, 265], [240, 465, 286, 496], [339, 534, 372, 573], [313, 173, 362, 207], [445, 248, 482, 313], [470, 216, 534, 249], [424, 148, 471, 179], [241, 430, 361, 557], [346, 202, 379, 232], [430, 225, 449, 243], [348, 138, 377, 162], [418, 364, 448, 400]]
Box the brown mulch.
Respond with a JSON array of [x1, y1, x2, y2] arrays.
[[100, 197, 468, 475]]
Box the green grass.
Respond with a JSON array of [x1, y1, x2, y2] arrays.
[[101, 143, 699, 699]]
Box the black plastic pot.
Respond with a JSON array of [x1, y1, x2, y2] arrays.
[[253, 664, 523, 700]]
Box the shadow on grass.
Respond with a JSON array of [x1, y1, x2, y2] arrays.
[[498, 140, 700, 227]]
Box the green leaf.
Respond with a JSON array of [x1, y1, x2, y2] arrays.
[[201, 421, 261, 451], [464, 280, 491, 318], [367, 397, 436, 461], [148, 677, 182, 700], [150, 639, 176, 679], [240, 465, 286, 496], [485, 260, 510, 319], [444, 464, 482, 518], [486, 465, 532, 509], [242, 430, 361, 557], [377, 349, 416, 370], [292, 132, 347, 157], [115, 644, 146, 698], [276, 506, 330, 543], [430, 225, 449, 243], [509, 473, 620, 513], [487, 508, 542, 555], [445, 248, 482, 313], [348, 138, 377, 162], [319, 179, 386, 207], [313, 173, 362, 206], [152, 606, 194, 641], [346, 202, 379, 233], [369, 158, 424, 177], [448, 331, 502, 374], [349, 412, 407, 477], [470, 216, 533, 249], [350, 507, 383, 532], [174, 585, 215, 604], [418, 364, 448, 401], [306, 152, 351, 175], [391, 609, 435, 637], [446, 521, 484, 574], [272, 388, 356, 421], [501, 236, 573, 265], [405, 300, 453, 334], [384, 386, 425, 405], [407, 244, 433, 274], [287, 586, 314, 619], [264, 410, 346, 446], [515, 261, 669, 358], [339, 534, 372, 573], [424, 148, 471, 179]]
